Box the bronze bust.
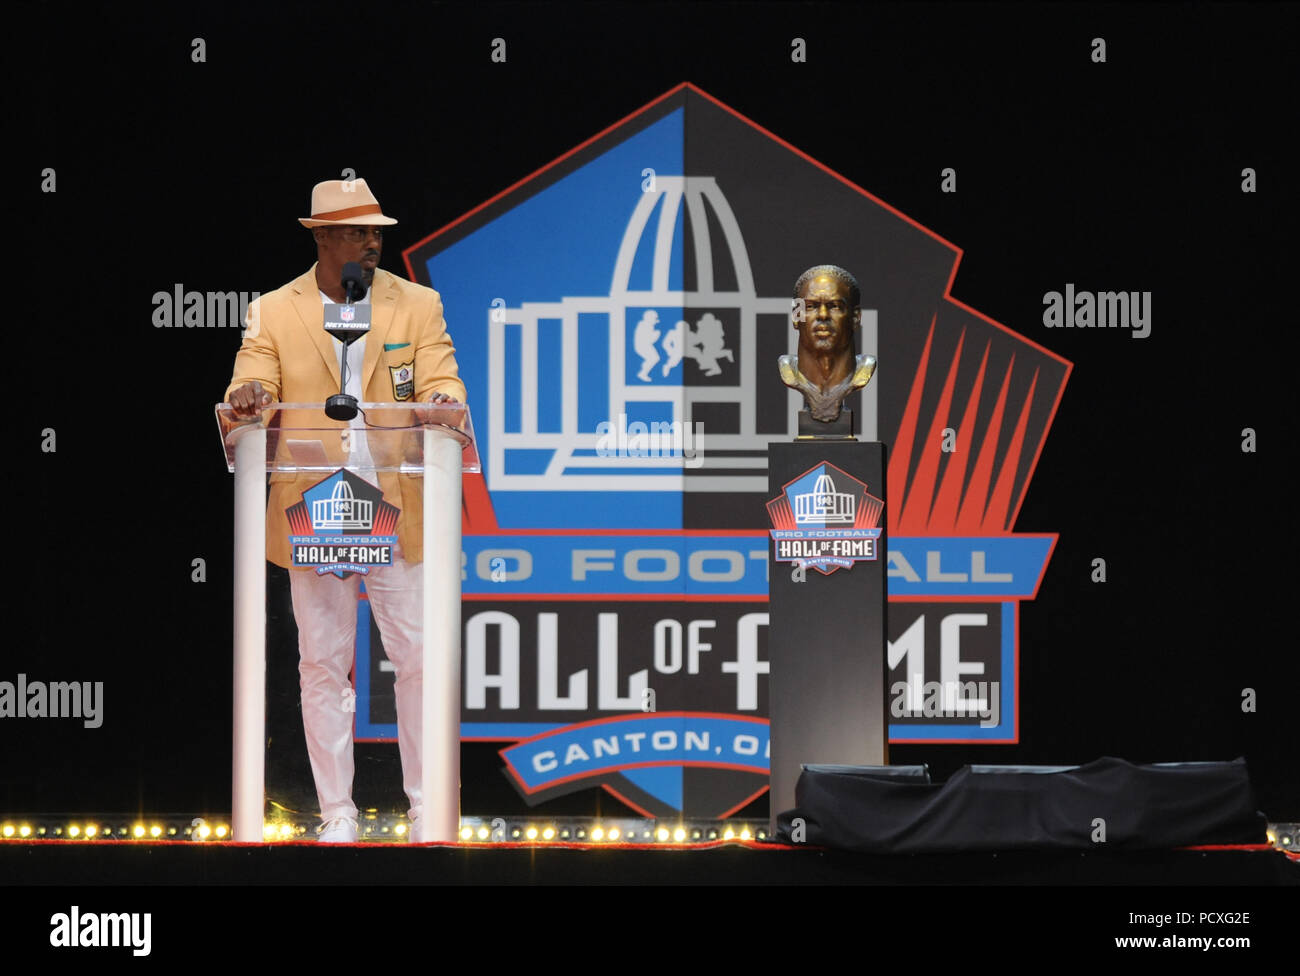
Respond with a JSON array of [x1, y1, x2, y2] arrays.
[[779, 265, 877, 426]]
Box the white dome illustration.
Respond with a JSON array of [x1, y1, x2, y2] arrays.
[[312, 479, 374, 531], [794, 473, 855, 524]]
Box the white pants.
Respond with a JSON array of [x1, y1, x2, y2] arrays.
[[289, 544, 423, 823]]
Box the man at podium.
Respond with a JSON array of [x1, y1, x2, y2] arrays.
[[225, 178, 466, 842]]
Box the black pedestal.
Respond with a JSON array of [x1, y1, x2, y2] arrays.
[[766, 440, 888, 830]]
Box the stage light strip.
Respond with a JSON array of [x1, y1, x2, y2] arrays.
[[7, 815, 1292, 851]]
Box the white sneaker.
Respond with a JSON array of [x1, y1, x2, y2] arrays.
[[317, 817, 358, 843]]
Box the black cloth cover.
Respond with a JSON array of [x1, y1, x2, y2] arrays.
[[773, 757, 1268, 852]]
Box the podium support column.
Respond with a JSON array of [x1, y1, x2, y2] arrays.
[[422, 430, 463, 843], [231, 427, 267, 843]]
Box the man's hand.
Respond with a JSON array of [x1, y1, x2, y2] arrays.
[[416, 390, 461, 424], [228, 380, 274, 418]]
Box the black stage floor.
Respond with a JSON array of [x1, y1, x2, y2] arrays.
[[5, 839, 1297, 886]]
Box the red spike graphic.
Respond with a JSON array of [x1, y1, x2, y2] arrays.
[[887, 314, 936, 527], [765, 494, 797, 531], [983, 369, 1039, 533], [928, 340, 991, 532], [891, 328, 1044, 536], [898, 328, 966, 530], [954, 355, 1015, 533], [462, 472, 500, 533], [855, 494, 884, 529]]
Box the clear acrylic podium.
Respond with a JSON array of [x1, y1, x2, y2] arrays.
[[215, 403, 478, 843]]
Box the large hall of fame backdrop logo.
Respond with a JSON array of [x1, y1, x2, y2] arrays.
[[347, 84, 1070, 819]]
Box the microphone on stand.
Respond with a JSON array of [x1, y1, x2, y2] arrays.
[[342, 261, 364, 304], [324, 261, 373, 421]]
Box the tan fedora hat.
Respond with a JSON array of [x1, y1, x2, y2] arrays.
[[298, 178, 399, 227]]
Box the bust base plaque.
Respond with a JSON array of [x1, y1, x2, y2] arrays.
[[796, 408, 855, 439]]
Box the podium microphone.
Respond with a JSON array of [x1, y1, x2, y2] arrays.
[[342, 261, 365, 303], [324, 261, 372, 421]]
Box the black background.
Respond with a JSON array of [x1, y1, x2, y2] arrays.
[[7, 1, 1295, 826]]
